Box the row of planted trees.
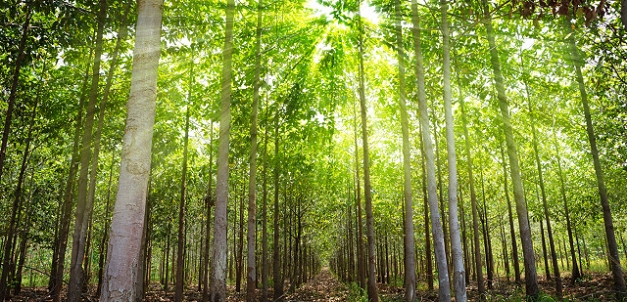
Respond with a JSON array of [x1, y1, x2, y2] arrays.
[[326, 0, 627, 301], [1, 0, 627, 301]]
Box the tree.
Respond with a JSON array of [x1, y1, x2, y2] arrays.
[[481, 0, 538, 298], [441, 1, 466, 300], [392, 0, 415, 300], [356, 3, 378, 301], [98, 0, 164, 300], [209, 0, 235, 299], [411, 1, 451, 300], [566, 22, 626, 300], [246, 0, 263, 300]]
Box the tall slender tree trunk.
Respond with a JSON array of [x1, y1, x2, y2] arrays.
[[247, 1, 263, 299], [523, 69, 562, 296], [272, 114, 283, 301], [539, 218, 550, 280], [393, 0, 415, 300], [175, 101, 191, 302], [261, 114, 269, 302], [0, 73, 39, 299], [420, 129, 433, 291], [411, 1, 450, 300], [209, 0, 235, 299], [203, 124, 215, 300], [50, 47, 93, 302], [441, 1, 466, 300], [554, 132, 581, 283], [566, 23, 626, 300], [0, 3, 30, 185], [357, 4, 378, 301], [67, 0, 108, 299], [456, 55, 484, 298], [499, 142, 521, 286], [96, 152, 116, 298], [482, 1, 538, 298], [353, 97, 366, 290], [99, 0, 164, 300]]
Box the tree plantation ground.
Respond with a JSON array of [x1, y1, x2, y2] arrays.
[[1, 0, 627, 302]]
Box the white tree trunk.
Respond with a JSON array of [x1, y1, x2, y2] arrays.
[[441, 1, 466, 301], [210, 0, 235, 300], [98, 0, 163, 301], [411, 1, 451, 301]]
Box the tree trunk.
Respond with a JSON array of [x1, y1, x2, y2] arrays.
[[566, 23, 626, 300], [175, 102, 191, 302], [393, 0, 415, 300], [456, 55, 484, 297], [0, 3, 31, 185], [98, 0, 164, 300], [523, 63, 562, 296], [261, 114, 269, 302], [482, 1, 538, 298], [353, 97, 366, 290], [420, 133, 433, 291], [499, 142, 521, 286], [203, 124, 215, 300], [440, 1, 466, 300], [67, 1, 109, 300], [0, 75, 39, 299], [411, 1, 451, 300], [50, 45, 94, 301], [357, 4, 379, 301], [247, 1, 263, 299], [96, 152, 116, 298], [209, 0, 235, 299], [539, 219, 550, 280], [272, 114, 283, 301]]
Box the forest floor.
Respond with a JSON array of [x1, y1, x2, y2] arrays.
[[6, 269, 619, 301]]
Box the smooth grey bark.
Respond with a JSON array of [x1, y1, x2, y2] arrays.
[[482, 0, 538, 298], [441, 1, 466, 300], [67, 0, 108, 300], [566, 23, 626, 300], [98, 0, 164, 300], [356, 4, 378, 301], [411, 1, 451, 300], [247, 1, 263, 300], [209, 0, 235, 299], [393, 0, 415, 300]]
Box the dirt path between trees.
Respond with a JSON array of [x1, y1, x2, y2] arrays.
[[283, 267, 349, 302]]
